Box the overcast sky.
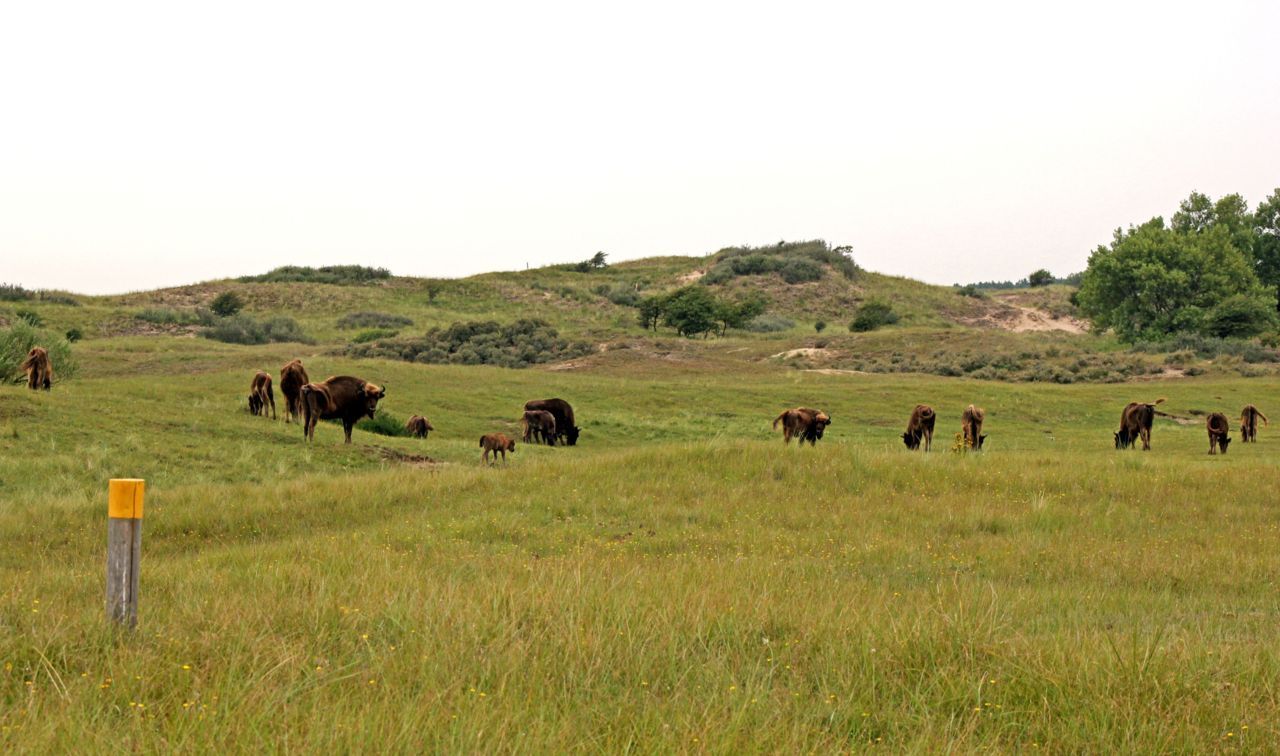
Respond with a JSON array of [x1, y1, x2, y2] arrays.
[[2, 0, 1278, 294]]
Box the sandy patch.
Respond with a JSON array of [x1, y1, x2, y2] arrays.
[[677, 269, 706, 284], [961, 304, 1088, 334], [771, 347, 835, 360]]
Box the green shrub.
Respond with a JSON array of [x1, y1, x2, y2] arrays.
[[347, 318, 591, 369], [262, 317, 310, 343], [701, 239, 858, 285], [136, 308, 203, 326], [954, 284, 986, 298], [337, 312, 414, 330], [850, 300, 899, 332], [203, 314, 311, 345], [15, 310, 43, 327], [741, 314, 795, 333], [1203, 295, 1276, 339], [814, 320, 827, 333], [353, 410, 409, 437], [0, 284, 33, 302], [778, 258, 823, 284], [0, 320, 76, 382], [351, 328, 398, 343], [239, 265, 391, 285], [37, 292, 79, 306], [210, 291, 244, 317], [64, 328, 83, 343]]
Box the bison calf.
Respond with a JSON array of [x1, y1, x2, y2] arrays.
[[405, 415, 434, 439], [773, 408, 831, 446], [19, 347, 52, 391], [1207, 412, 1231, 455], [902, 404, 936, 451], [522, 409, 557, 445], [1240, 404, 1268, 443], [961, 404, 986, 451], [280, 359, 309, 424], [480, 433, 516, 464], [1115, 398, 1164, 451]]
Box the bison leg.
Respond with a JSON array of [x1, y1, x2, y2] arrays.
[[267, 388, 276, 420], [924, 429, 932, 452], [343, 420, 354, 444]]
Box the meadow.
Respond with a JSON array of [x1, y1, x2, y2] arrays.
[[3, 331, 1280, 752]]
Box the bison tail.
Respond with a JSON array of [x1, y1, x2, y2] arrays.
[[1260, 410, 1270, 426], [479, 437, 486, 448], [1153, 397, 1166, 405], [772, 413, 786, 430]]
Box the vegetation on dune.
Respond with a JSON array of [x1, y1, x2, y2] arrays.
[[345, 318, 592, 368], [0, 319, 76, 382], [238, 265, 393, 285], [850, 299, 900, 332], [202, 314, 312, 345], [336, 311, 414, 330], [701, 239, 858, 285]]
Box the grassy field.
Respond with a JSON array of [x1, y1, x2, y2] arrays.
[[3, 330, 1280, 751]]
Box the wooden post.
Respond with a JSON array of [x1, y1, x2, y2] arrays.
[[106, 479, 145, 630]]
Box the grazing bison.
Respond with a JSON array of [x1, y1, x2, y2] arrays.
[[19, 347, 52, 391], [1207, 412, 1232, 455], [405, 415, 434, 439], [279, 359, 310, 424], [773, 408, 831, 446], [1240, 404, 1268, 443], [522, 409, 557, 445], [480, 433, 516, 464], [1114, 398, 1164, 451], [248, 371, 276, 419], [902, 404, 936, 451], [300, 376, 386, 444], [961, 404, 986, 451], [523, 399, 579, 446]]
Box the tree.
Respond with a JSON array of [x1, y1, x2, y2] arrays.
[[590, 251, 608, 269], [1076, 217, 1265, 341], [1204, 294, 1276, 338], [814, 320, 827, 333], [636, 294, 666, 331], [850, 299, 899, 332], [661, 286, 718, 337], [1251, 188, 1280, 312], [1027, 269, 1053, 287], [210, 291, 244, 317], [713, 292, 767, 336]]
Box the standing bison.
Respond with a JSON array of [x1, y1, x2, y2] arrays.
[[773, 408, 831, 446], [522, 409, 557, 445], [523, 399, 579, 446], [1240, 404, 1268, 443], [405, 415, 434, 439], [248, 371, 276, 419], [280, 359, 310, 424], [1206, 412, 1232, 455], [300, 376, 386, 444], [902, 404, 936, 451], [961, 404, 985, 451], [480, 433, 516, 464], [19, 347, 52, 391], [1115, 399, 1164, 450]]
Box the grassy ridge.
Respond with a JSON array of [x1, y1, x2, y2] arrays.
[[3, 336, 1280, 749]]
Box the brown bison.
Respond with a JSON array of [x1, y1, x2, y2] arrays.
[[480, 433, 516, 464], [300, 376, 386, 443], [19, 347, 52, 391], [522, 409, 557, 445], [1207, 412, 1232, 455], [961, 404, 986, 451], [248, 371, 276, 419], [773, 408, 831, 446], [405, 415, 434, 439], [1115, 398, 1164, 450], [902, 404, 936, 451], [279, 359, 310, 424], [1240, 404, 1268, 443], [523, 399, 579, 446]]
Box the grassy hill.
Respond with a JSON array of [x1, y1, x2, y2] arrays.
[[4, 249, 1280, 750]]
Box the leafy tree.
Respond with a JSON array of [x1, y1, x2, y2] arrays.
[[1251, 188, 1280, 312], [636, 295, 666, 331], [1028, 269, 1053, 287], [713, 293, 767, 336], [850, 299, 899, 332], [662, 286, 719, 337], [814, 320, 827, 333], [210, 291, 244, 317], [590, 251, 608, 269], [1077, 217, 1264, 341], [1204, 294, 1276, 338]]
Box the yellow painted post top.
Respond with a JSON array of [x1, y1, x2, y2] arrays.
[[108, 479, 145, 519]]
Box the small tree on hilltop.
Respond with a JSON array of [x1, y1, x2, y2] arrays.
[[590, 251, 608, 269], [1028, 269, 1053, 287], [210, 291, 244, 317]]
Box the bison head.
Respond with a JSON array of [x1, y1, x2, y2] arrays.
[[506, 438, 517, 452], [1114, 429, 1132, 449], [248, 394, 262, 415], [976, 434, 987, 450], [361, 383, 386, 418], [901, 431, 920, 450], [1219, 436, 1231, 453], [565, 425, 581, 446]]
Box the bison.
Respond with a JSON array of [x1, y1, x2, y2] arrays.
[[480, 433, 516, 464], [902, 404, 936, 451], [19, 347, 52, 391], [405, 415, 434, 439], [1240, 404, 1268, 443], [300, 376, 386, 444], [523, 399, 579, 446], [1115, 398, 1164, 451], [280, 359, 310, 424], [522, 409, 557, 445], [248, 371, 276, 419], [773, 408, 831, 446], [961, 404, 986, 451], [1207, 412, 1232, 455]]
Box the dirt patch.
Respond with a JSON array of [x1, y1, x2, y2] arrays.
[[772, 347, 835, 361], [376, 448, 440, 468], [959, 304, 1088, 334], [677, 269, 706, 284], [803, 368, 868, 376]]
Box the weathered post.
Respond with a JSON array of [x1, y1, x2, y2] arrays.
[[106, 479, 145, 630]]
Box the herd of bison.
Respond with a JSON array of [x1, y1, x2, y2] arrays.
[[15, 346, 1274, 460]]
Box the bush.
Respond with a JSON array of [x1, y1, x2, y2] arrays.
[[814, 320, 827, 333], [353, 410, 409, 437], [850, 300, 900, 332], [347, 318, 592, 369], [15, 310, 43, 327], [351, 328, 398, 343], [336, 311, 414, 330], [1204, 295, 1276, 339], [0, 320, 76, 382], [239, 265, 392, 285], [64, 328, 83, 343], [741, 315, 795, 333], [701, 239, 859, 285], [954, 284, 986, 298], [203, 314, 311, 345], [37, 292, 79, 306], [1028, 269, 1054, 287], [136, 308, 203, 326], [210, 291, 244, 317], [778, 258, 824, 284], [0, 284, 33, 302], [262, 317, 310, 343]]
